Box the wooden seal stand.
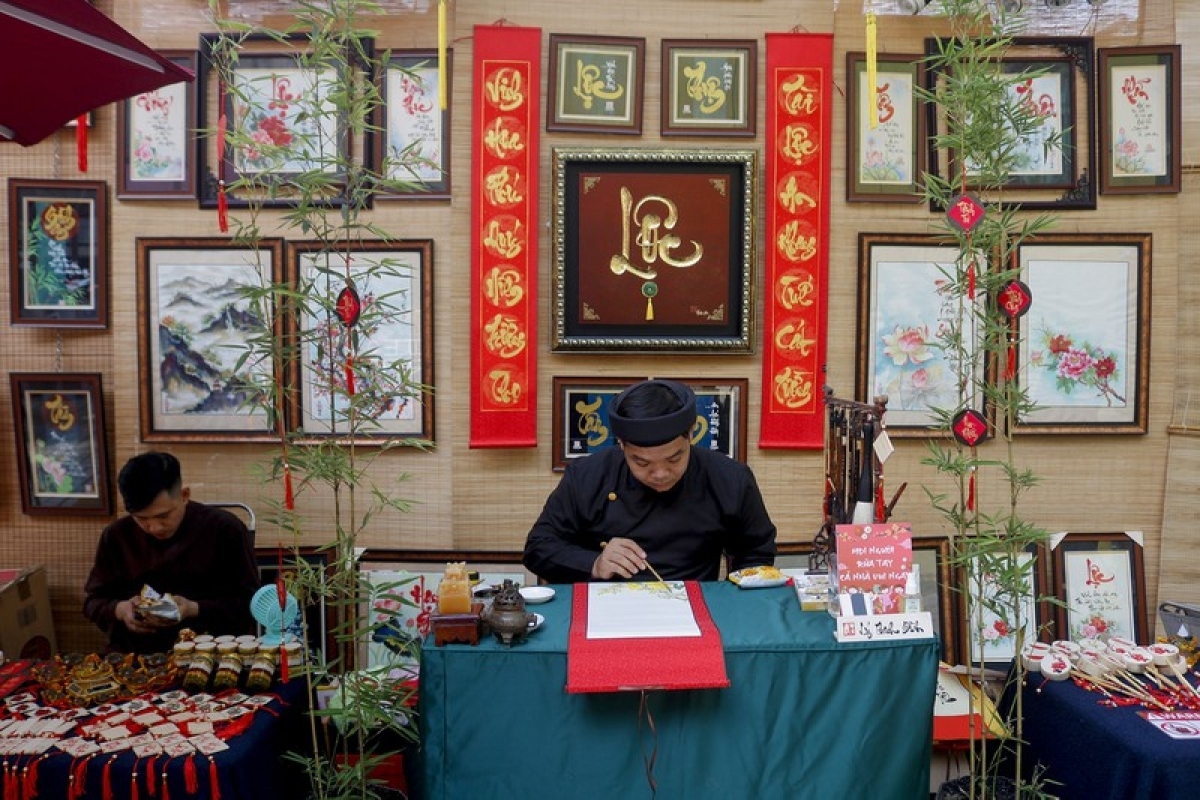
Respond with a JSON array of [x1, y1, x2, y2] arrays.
[[431, 602, 484, 646]]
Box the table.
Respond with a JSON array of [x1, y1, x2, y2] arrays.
[[417, 582, 939, 800], [1019, 676, 1200, 799], [0, 676, 308, 800]]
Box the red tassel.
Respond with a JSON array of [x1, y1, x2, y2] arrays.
[[344, 356, 355, 396], [967, 468, 976, 512], [130, 759, 140, 800], [875, 477, 886, 522], [76, 114, 88, 172], [27, 756, 41, 799], [184, 756, 198, 795], [283, 463, 295, 511], [102, 757, 114, 800], [74, 758, 90, 800], [144, 757, 157, 799], [280, 643, 289, 683], [216, 82, 229, 232], [160, 765, 170, 800], [967, 259, 976, 299], [1006, 343, 1016, 380], [217, 181, 229, 233], [209, 757, 220, 800]]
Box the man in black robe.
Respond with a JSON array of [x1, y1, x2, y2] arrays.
[[83, 452, 259, 653], [524, 379, 777, 583]]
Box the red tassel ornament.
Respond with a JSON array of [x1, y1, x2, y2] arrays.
[[967, 259, 976, 300], [102, 756, 114, 800], [76, 114, 88, 172], [283, 462, 295, 511], [209, 757, 221, 800], [967, 467, 976, 512], [160, 765, 170, 800], [184, 756, 198, 795]]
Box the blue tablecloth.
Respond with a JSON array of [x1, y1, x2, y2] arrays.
[[1020, 676, 1200, 799], [417, 582, 939, 800]]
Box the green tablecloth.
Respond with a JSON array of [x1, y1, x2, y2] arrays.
[[417, 582, 937, 800]]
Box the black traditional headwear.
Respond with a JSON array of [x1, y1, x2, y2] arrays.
[[608, 379, 697, 447]]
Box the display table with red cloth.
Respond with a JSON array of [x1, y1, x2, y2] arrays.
[[416, 581, 939, 799], [1017, 674, 1200, 799], [0, 674, 308, 800]]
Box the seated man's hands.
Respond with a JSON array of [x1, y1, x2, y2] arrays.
[[117, 594, 200, 634], [592, 538, 648, 580]]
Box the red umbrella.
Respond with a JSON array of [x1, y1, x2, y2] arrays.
[[0, 0, 194, 146]]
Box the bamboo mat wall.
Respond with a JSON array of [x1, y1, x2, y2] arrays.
[[0, 0, 1189, 652]]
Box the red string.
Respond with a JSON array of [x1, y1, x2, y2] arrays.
[[208, 757, 221, 800], [76, 114, 88, 172]]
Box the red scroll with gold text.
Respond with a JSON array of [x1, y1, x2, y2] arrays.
[[470, 25, 540, 447], [759, 33, 833, 449]]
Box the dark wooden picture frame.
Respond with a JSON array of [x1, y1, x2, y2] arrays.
[[845, 52, 925, 203], [548, 34, 645, 135], [286, 239, 434, 442], [551, 147, 756, 352], [925, 36, 1096, 211], [8, 178, 109, 328], [375, 49, 452, 199], [661, 39, 757, 137], [1051, 532, 1147, 645], [550, 376, 748, 471], [117, 50, 198, 199], [1013, 233, 1151, 435], [136, 237, 285, 442], [1097, 45, 1181, 195], [10, 372, 111, 516]]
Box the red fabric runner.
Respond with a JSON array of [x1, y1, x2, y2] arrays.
[[758, 33, 833, 449], [566, 582, 729, 694], [468, 24, 540, 447]]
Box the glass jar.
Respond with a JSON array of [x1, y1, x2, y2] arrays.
[[211, 651, 243, 691], [182, 649, 215, 693], [245, 650, 277, 693], [171, 641, 195, 671]]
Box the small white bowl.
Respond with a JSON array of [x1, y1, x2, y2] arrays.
[[527, 613, 545, 632], [519, 586, 556, 605]]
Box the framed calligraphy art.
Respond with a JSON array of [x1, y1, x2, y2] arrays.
[[1050, 532, 1147, 645], [1013, 233, 1151, 435], [857, 233, 990, 436], [925, 36, 1096, 211], [117, 50, 198, 199], [661, 39, 756, 137], [137, 237, 285, 442], [550, 376, 748, 471], [1097, 45, 1181, 195], [7, 179, 108, 328], [547, 34, 644, 135], [10, 373, 112, 516], [967, 543, 1051, 668], [375, 49, 452, 199], [287, 239, 434, 442], [551, 148, 756, 352], [845, 52, 925, 203], [197, 34, 356, 209]]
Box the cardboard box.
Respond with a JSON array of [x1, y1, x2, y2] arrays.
[[0, 565, 56, 660]]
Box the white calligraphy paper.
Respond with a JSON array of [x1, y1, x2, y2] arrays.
[[586, 581, 700, 639]]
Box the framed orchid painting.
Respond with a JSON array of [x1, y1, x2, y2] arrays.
[[117, 51, 197, 199], [1014, 233, 1151, 434]]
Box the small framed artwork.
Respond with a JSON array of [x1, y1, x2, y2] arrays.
[[925, 36, 1096, 210], [10, 372, 111, 516], [965, 543, 1050, 668], [857, 233, 989, 436], [1097, 45, 1181, 195], [7, 178, 109, 328], [287, 239, 434, 442], [661, 39, 756, 137], [547, 34, 645, 135], [845, 52, 925, 202], [1014, 233, 1151, 435], [376, 49, 451, 199], [550, 376, 748, 471], [256, 546, 337, 665], [116, 50, 198, 199], [1051, 532, 1147, 644], [551, 147, 756, 352], [136, 237, 285, 442], [197, 34, 354, 209]]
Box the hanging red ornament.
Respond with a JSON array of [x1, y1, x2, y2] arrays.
[[76, 114, 88, 172], [967, 259, 976, 300], [946, 193, 985, 232], [951, 408, 989, 447], [344, 355, 356, 397], [967, 467, 977, 512], [336, 285, 362, 328], [282, 462, 294, 511], [998, 279, 1032, 319], [216, 82, 229, 233]]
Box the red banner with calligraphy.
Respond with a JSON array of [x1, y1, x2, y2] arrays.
[[470, 25, 540, 447], [759, 33, 833, 449]]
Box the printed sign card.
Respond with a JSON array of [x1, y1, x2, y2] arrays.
[[835, 521, 913, 615]]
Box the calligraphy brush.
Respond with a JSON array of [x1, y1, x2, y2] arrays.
[[602, 541, 668, 587]]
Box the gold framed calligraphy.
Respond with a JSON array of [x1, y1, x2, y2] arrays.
[[548, 34, 644, 135], [551, 376, 748, 471], [10, 372, 112, 516], [551, 148, 756, 352], [375, 49, 452, 199], [845, 52, 925, 203], [1050, 532, 1147, 645], [661, 39, 756, 138], [1097, 45, 1181, 195], [117, 50, 197, 199]]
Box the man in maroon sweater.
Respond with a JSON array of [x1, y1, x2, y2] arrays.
[[83, 452, 259, 653]]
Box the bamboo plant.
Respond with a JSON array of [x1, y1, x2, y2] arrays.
[[915, 1, 1060, 797], [206, 1, 436, 798]]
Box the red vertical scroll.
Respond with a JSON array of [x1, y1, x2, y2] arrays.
[[470, 25, 541, 447], [759, 33, 833, 449]]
